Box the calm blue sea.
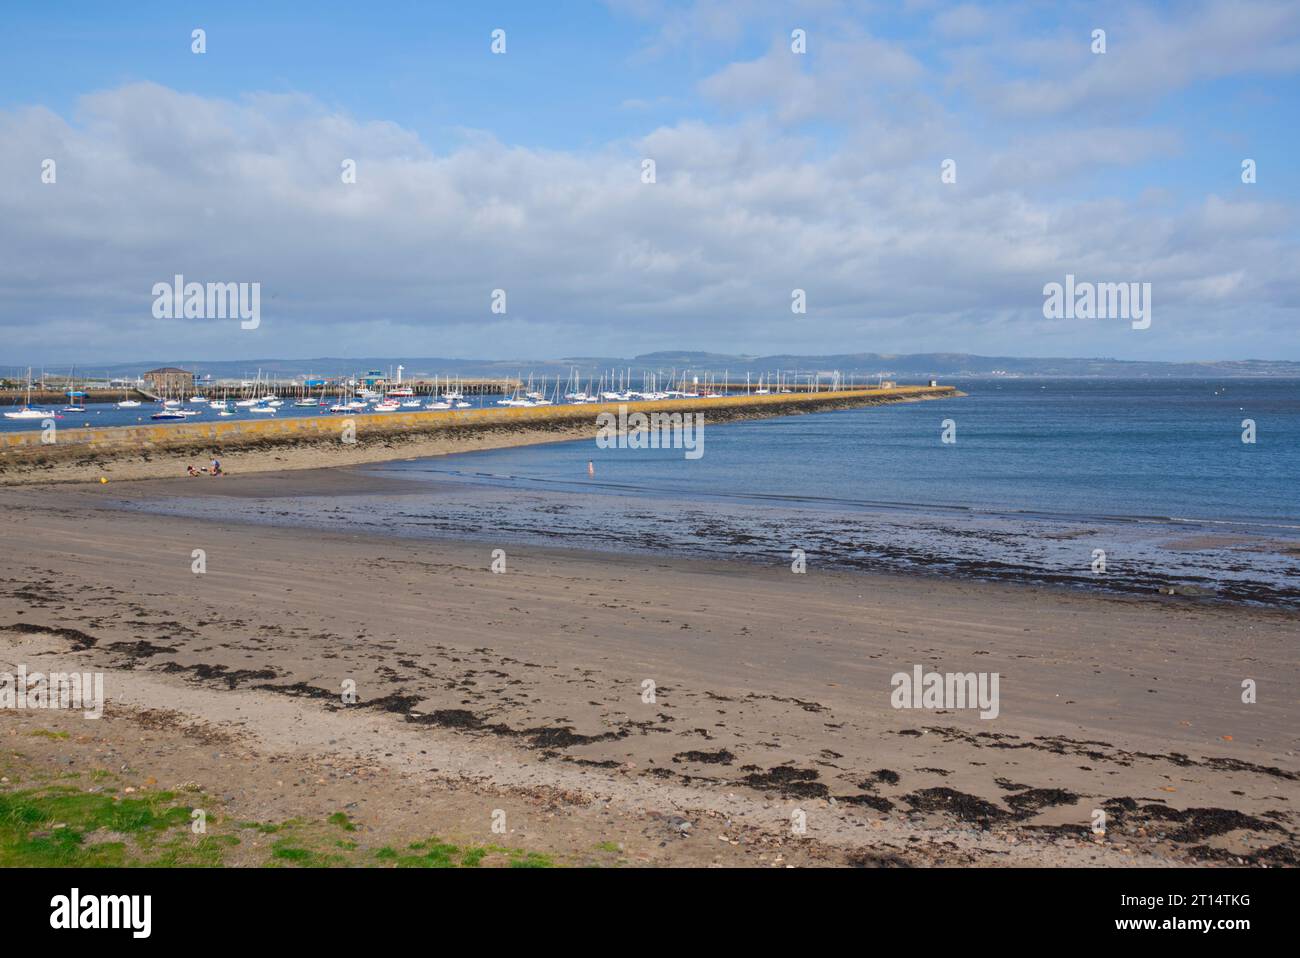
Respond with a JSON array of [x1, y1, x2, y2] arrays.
[[383, 379, 1300, 524], [121, 380, 1300, 605]]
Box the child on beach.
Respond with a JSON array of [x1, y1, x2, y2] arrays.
[[186, 465, 200, 477]]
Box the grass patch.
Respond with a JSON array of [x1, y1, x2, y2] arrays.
[[269, 837, 346, 868], [370, 838, 543, 868], [0, 786, 193, 867], [460, 848, 486, 867], [327, 811, 357, 832], [149, 833, 240, 868], [1, 763, 557, 868]]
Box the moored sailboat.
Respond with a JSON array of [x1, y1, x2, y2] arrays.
[[3, 369, 56, 420]]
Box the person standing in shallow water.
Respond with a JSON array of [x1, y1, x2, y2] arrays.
[[587, 460, 594, 477]]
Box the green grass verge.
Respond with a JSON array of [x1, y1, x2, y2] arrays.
[[2, 757, 555, 868], [0, 785, 198, 867]]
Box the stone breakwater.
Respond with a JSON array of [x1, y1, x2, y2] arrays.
[[0, 386, 961, 484]]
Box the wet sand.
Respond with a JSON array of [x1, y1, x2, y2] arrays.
[[1, 475, 1297, 867]]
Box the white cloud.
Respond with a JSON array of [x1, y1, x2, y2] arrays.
[[1, 35, 1296, 365], [958, 0, 1300, 118]]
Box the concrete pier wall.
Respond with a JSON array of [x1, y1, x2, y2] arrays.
[[0, 386, 961, 483]]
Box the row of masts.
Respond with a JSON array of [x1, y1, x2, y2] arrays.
[[8, 366, 902, 401], [166, 369, 892, 401], [512, 368, 890, 397]]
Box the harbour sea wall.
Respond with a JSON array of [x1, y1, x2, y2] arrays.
[[0, 385, 961, 483]]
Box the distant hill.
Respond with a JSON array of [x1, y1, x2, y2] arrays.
[[12, 353, 1300, 381]]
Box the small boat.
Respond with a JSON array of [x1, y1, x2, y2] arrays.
[[425, 401, 451, 410], [188, 395, 205, 403], [401, 400, 422, 408], [4, 371, 55, 419], [218, 409, 235, 417], [293, 398, 317, 407], [373, 400, 400, 412], [151, 410, 186, 420], [115, 379, 141, 408], [249, 405, 276, 414], [454, 401, 472, 408], [163, 399, 181, 407]]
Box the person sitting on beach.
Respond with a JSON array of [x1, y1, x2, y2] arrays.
[[209, 458, 223, 477], [186, 465, 200, 477]]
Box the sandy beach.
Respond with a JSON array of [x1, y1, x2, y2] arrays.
[[2, 472, 1296, 867]]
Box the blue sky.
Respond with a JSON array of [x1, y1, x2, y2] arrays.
[[3, 2, 745, 154], [2, 0, 1298, 363]]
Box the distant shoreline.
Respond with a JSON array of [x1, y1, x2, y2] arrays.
[[11, 353, 1300, 380]]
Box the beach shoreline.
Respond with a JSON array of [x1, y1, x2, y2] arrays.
[[2, 479, 1296, 867], [93, 457, 1300, 611]]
